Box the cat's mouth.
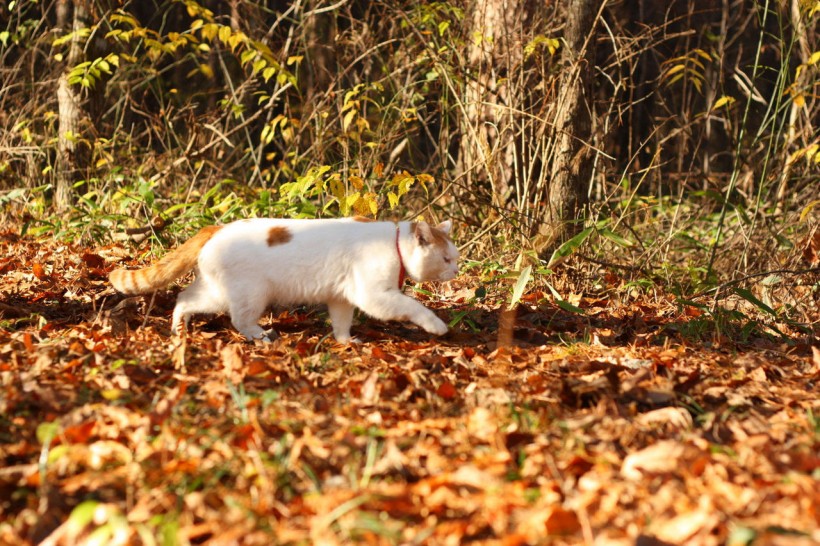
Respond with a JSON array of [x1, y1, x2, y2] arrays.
[[439, 270, 458, 281]]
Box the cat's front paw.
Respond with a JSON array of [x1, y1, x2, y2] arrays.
[[421, 315, 448, 336]]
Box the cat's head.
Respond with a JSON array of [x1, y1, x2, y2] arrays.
[[406, 220, 459, 282]]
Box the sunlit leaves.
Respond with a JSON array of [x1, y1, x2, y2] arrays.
[[53, 27, 91, 47], [661, 48, 712, 94], [711, 95, 736, 111], [1, 232, 818, 542], [524, 35, 560, 59], [508, 265, 532, 308], [67, 54, 119, 88], [546, 226, 594, 268]]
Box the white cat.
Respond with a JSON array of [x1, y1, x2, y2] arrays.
[[109, 217, 459, 342]]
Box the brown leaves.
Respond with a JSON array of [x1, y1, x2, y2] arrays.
[[1, 236, 819, 544]]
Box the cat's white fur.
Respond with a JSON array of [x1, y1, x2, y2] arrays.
[[158, 218, 458, 342]]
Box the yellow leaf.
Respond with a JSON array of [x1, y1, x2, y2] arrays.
[[228, 32, 245, 51], [793, 93, 805, 108], [788, 148, 806, 164], [199, 63, 214, 79], [693, 48, 712, 62], [417, 173, 434, 185], [201, 23, 218, 42], [800, 200, 820, 222], [349, 175, 364, 190], [262, 66, 276, 82], [218, 25, 231, 44], [328, 174, 345, 201], [252, 59, 266, 75], [342, 109, 356, 132], [808, 50, 820, 65], [712, 95, 735, 110]]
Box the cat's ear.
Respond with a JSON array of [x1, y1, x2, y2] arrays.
[[414, 221, 432, 246], [436, 220, 452, 234]]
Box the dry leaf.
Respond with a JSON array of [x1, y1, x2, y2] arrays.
[[621, 440, 685, 480], [221, 343, 245, 384], [637, 407, 694, 429]]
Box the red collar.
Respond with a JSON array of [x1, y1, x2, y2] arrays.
[[396, 225, 407, 289]]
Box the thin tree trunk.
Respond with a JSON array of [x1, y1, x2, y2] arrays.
[[536, 0, 597, 252], [304, 1, 336, 105], [458, 0, 525, 207], [55, 0, 87, 211]]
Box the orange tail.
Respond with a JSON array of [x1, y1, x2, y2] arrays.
[[109, 225, 222, 295]]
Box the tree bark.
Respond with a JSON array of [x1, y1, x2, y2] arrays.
[[536, 0, 597, 252], [458, 0, 526, 206], [55, 0, 88, 212]]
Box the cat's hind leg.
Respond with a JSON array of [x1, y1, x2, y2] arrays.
[[172, 276, 227, 335], [327, 300, 355, 343]]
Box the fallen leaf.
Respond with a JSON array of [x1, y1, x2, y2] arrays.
[[544, 506, 581, 535], [32, 262, 48, 280], [621, 440, 685, 480], [652, 500, 719, 543], [637, 407, 694, 429], [221, 343, 245, 384], [436, 380, 457, 400]]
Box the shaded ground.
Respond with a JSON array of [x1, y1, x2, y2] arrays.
[[1, 233, 818, 545]]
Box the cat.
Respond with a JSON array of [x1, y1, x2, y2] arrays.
[[109, 217, 459, 343]]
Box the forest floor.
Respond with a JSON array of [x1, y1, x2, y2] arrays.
[[0, 231, 818, 545]]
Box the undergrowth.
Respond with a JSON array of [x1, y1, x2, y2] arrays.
[[0, 0, 818, 343]]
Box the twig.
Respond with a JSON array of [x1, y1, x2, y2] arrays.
[[691, 267, 820, 299]]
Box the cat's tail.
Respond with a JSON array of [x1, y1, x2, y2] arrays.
[[109, 225, 222, 294]]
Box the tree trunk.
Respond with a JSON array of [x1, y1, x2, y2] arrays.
[[304, 1, 337, 105], [55, 0, 87, 212], [536, 0, 597, 252], [458, 0, 526, 207]]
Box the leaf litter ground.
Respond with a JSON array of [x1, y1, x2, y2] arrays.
[[0, 233, 818, 545]]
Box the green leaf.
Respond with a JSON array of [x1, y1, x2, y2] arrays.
[[252, 59, 266, 75], [545, 281, 585, 315], [733, 288, 777, 318], [727, 525, 756, 546], [67, 500, 99, 533], [546, 227, 593, 267], [509, 265, 532, 309], [262, 66, 277, 82], [36, 422, 60, 445], [599, 227, 634, 248], [556, 299, 586, 315]]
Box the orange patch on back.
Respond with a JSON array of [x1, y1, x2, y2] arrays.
[[352, 216, 376, 222], [267, 226, 292, 246]]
